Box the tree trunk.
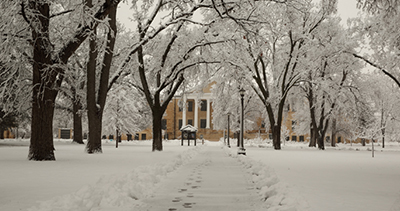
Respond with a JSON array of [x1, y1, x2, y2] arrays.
[[115, 128, 119, 148], [382, 129, 385, 148], [317, 133, 325, 150], [26, 0, 120, 160], [72, 98, 84, 144], [86, 24, 102, 153], [307, 81, 318, 147], [86, 109, 103, 153], [317, 122, 328, 150], [0, 127, 4, 139], [85, 5, 117, 153], [29, 88, 56, 160], [273, 125, 281, 150], [28, 2, 57, 161], [309, 126, 317, 147], [331, 118, 336, 147], [152, 108, 163, 151], [85, 42, 103, 153], [237, 131, 240, 147]]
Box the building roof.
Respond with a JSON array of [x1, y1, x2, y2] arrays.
[[180, 125, 198, 132]]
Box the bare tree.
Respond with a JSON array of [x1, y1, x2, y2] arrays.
[[8, 0, 122, 160], [85, 1, 118, 153]]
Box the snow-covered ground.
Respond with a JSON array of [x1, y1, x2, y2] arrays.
[[246, 141, 400, 211], [0, 139, 192, 211], [1, 138, 399, 211]]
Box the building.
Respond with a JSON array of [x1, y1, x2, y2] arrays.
[[136, 82, 271, 141], [135, 82, 356, 144], [2, 129, 15, 139], [135, 82, 222, 141]]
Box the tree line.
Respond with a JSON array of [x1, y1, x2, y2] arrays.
[[1, 0, 400, 160]]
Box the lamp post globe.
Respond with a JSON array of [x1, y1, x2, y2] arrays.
[[239, 88, 245, 97]]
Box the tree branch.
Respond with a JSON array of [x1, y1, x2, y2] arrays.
[[50, 9, 74, 18], [57, 0, 121, 64], [348, 52, 400, 88]]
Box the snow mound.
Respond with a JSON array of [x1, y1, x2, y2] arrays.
[[224, 147, 311, 211], [28, 147, 202, 211]]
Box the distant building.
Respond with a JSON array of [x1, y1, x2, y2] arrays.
[[136, 82, 270, 141], [128, 82, 358, 144], [2, 129, 15, 139]]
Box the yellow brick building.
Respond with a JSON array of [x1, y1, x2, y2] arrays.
[[134, 82, 352, 144], [135, 83, 272, 141]]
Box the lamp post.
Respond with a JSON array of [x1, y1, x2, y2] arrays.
[[227, 112, 231, 148], [238, 88, 246, 155]]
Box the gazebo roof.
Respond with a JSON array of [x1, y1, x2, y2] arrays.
[[180, 125, 198, 132]]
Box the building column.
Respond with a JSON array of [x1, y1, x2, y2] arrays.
[[182, 95, 187, 127], [206, 99, 211, 129], [194, 98, 199, 128]]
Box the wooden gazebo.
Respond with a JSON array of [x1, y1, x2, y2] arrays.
[[180, 125, 198, 146]]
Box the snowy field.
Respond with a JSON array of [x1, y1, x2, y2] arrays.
[[0, 139, 192, 211], [0, 138, 399, 211], [245, 140, 400, 211]]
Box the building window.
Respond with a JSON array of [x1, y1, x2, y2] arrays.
[[261, 121, 265, 128], [178, 100, 184, 112], [188, 119, 193, 126], [135, 134, 139, 140], [179, 119, 182, 129], [338, 136, 341, 143], [188, 101, 193, 112], [291, 136, 297, 142], [200, 119, 206, 128], [201, 100, 207, 111], [299, 136, 304, 142], [291, 120, 296, 130], [161, 119, 167, 130], [162, 119, 167, 129], [326, 136, 330, 142], [141, 134, 147, 140]]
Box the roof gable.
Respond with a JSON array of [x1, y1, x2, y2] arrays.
[[180, 125, 198, 132]]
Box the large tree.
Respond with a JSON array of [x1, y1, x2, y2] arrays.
[[295, 16, 362, 149], [85, 0, 118, 153], [216, 0, 336, 149], [116, 0, 227, 151], [349, 0, 400, 88], [0, 0, 121, 160]]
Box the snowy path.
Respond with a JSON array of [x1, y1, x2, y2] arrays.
[[142, 146, 261, 211]]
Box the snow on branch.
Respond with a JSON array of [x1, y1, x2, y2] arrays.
[[348, 51, 400, 88]]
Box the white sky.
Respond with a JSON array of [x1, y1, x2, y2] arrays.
[[337, 0, 361, 25], [116, 1, 136, 31], [116, 0, 362, 31]]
